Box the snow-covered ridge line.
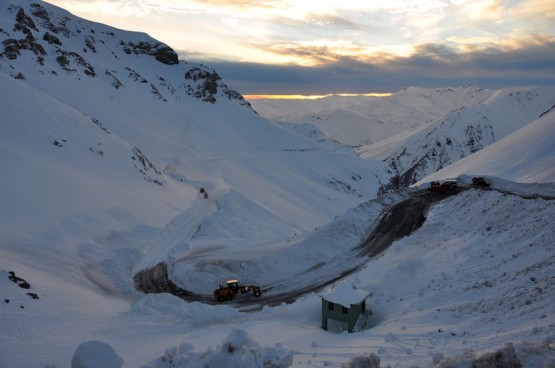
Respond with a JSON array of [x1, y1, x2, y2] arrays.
[[0, 0, 254, 110]]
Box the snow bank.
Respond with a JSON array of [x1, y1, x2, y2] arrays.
[[431, 340, 555, 368], [341, 353, 381, 368], [143, 328, 293, 368], [130, 293, 240, 325], [342, 340, 555, 368]]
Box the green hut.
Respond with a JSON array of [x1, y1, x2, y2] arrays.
[[321, 281, 372, 333]]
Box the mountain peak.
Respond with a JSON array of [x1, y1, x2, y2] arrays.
[[0, 0, 253, 110]]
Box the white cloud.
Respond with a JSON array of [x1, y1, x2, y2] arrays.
[[44, 0, 554, 67]]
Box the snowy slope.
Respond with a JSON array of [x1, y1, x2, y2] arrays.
[[417, 106, 555, 185], [360, 87, 555, 186], [1, 1, 555, 368], [0, 72, 195, 240]]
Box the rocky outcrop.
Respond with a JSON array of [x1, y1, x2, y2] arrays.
[[122, 41, 179, 65], [131, 146, 165, 186], [1, 7, 46, 62], [56, 50, 96, 76], [30, 3, 71, 37], [183, 65, 255, 111], [184, 67, 220, 103]]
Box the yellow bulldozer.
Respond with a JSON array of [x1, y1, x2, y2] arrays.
[[213, 279, 262, 302]]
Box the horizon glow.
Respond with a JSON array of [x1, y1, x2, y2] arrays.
[[43, 0, 555, 94], [245, 93, 393, 100]]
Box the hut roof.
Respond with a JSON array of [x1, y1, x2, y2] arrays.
[[321, 280, 371, 308]]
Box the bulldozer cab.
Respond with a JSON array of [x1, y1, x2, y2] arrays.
[[226, 279, 240, 290]]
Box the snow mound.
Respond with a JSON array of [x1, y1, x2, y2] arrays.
[[341, 340, 555, 368], [71, 341, 123, 368], [433, 340, 555, 368], [131, 293, 239, 325], [144, 328, 294, 368], [341, 353, 380, 368]]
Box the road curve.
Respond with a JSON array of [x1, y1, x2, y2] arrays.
[[133, 189, 463, 307]]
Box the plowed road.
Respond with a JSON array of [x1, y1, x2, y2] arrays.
[[134, 189, 463, 308]]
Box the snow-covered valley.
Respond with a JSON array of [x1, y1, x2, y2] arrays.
[[1, 1, 555, 367], [3, 179, 555, 367]]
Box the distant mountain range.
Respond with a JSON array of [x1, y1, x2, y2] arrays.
[[251, 86, 555, 188]]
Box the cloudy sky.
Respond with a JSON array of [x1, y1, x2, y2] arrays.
[[44, 0, 555, 96]]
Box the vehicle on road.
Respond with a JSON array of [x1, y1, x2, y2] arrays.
[[214, 279, 262, 302], [428, 179, 458, 192], [472, 177, 490, 187]]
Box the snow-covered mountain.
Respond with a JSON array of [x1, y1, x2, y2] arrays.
[[417, 105, 555, 186], [251, 86, 499, 147], [360, 87, 555, 187], [0, 0, 389, 240], [1, 1, 555, 368], [252, 86, 555, 188]]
